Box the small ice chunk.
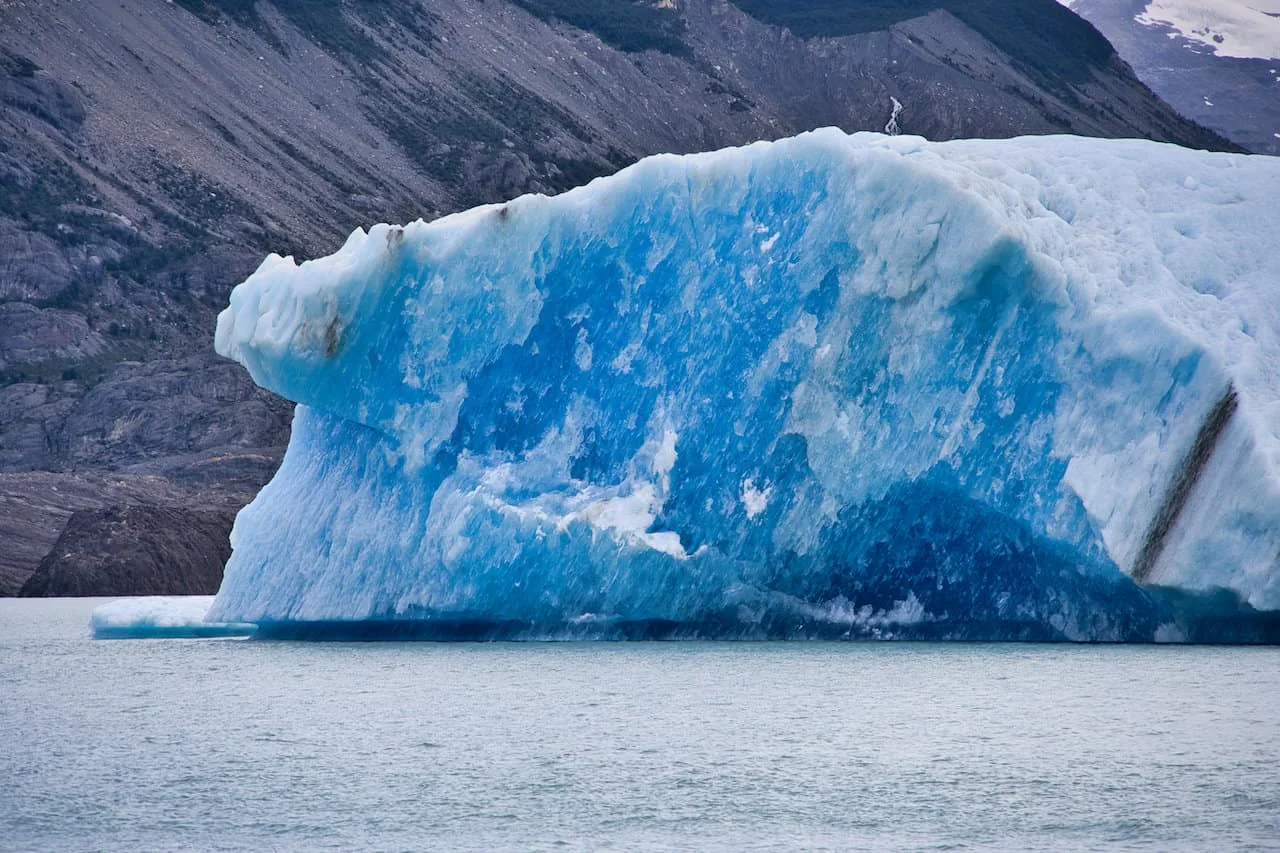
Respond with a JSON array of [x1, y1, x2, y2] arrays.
[[90, 596, 256, 639]]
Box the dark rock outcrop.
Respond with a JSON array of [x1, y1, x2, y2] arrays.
[[0, 465, 277, 595], [19, 504, 235, 596], [0, 302, 106, 371]]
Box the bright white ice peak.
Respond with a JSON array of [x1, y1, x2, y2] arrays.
[[212, 130, 1280, 635]]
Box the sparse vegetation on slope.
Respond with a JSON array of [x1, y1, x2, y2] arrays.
[[508, 0, 688, 55], [173, 0, 434, 62]]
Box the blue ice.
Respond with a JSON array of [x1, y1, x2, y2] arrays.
[[208, 130, 1280, 641]]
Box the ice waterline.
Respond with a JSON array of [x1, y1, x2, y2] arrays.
[[103, 129, 1280, 641], [90, 597, 254, 639]]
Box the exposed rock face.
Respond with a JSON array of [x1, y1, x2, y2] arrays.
[[56, 357, 292, 472], [0, 302, 106, 371], [19, 504, 235, 597], [0, 222, 79, 303], [0, 467, 277, 595], [0, 0, 1238, 595]]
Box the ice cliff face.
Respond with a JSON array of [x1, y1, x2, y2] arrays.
[[211, 129, 1280, 641]]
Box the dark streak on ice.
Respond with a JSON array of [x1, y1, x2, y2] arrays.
[[324, 316, 342, 357], [1132, 383, 1238, 583]]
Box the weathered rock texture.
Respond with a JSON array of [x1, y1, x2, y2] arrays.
[[0, 466, 278, 595], [19, 504, 236, 596]]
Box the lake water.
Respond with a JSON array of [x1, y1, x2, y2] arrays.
[[2, 598, 1278, 852]]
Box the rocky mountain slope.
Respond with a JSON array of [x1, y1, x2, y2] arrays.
[[0, 0, 1238, 595], [1065, 0, 1280, 155]]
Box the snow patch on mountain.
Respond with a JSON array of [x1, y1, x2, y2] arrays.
[[1136, 0, 1280, 60]]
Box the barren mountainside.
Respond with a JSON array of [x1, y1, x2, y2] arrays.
[[0, 0, 1238, 595], [1066, 0, 1280, 156]]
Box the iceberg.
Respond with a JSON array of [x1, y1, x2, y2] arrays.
[[210, 129, 1280, 641]]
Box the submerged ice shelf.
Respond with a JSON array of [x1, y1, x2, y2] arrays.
[[210, 129, 1280, 641]]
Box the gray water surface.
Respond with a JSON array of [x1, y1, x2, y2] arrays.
[[2, 598, 1278, 851]]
